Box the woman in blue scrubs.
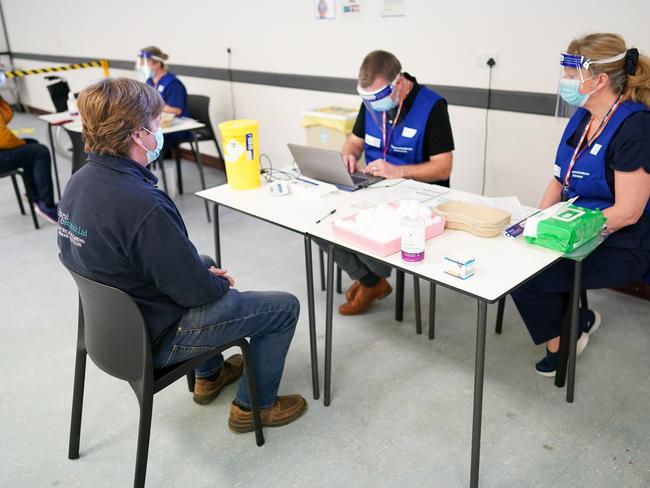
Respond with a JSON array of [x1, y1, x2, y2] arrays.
[[512, 33, 650, 377], [138, 46, 190, 153]]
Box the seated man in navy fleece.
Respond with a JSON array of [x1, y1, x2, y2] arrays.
[[57, 77, 306, 433]]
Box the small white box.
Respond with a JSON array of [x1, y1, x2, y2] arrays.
[[444, 254, 476, 280]]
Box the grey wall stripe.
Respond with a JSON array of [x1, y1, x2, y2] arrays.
[[12, 51, 557, 116]]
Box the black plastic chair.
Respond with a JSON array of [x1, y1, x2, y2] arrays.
[[0, 169, 39, 229], [62, 262, 264, 488], [64, 128, 87, 174], [169, 94, 223, 196]]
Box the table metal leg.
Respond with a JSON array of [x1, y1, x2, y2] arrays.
[[48, 124, 61, 200], [304, 235, 320, 400], [566, 261, 582, 403], [428, 282, 436, 340], [470, 300, 488, 488], [395, 270, 405, 322], [414, 276, 422, 335], [495, 297, 506, 334], [318, 248, 325, 291], [213, 203, 221, 268], [324, 243, 335, 407]]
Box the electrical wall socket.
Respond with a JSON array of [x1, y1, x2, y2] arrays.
[[475, 50, 498, 68]]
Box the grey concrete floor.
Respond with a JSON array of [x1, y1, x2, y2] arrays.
[[1, 113, 649, 488]]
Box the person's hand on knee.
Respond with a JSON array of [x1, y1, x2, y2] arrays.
[[209, 266, 235, 287]]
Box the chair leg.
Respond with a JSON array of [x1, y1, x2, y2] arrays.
[[10, 174, 25, 215], [239, 340, 265, 447], [68, 349, 87, 459], [319, 248, 325, 292], [69, 301, 86, 460], [580, 290, 589, 310], [336, 266, 342, 294], [495, 297, 506, 334], [414, 276, 422, 335], [186, 371, 195, 392], [133, 392, 153, 488], [19, 173, 39, 229], [395, 270, 405, 322], [428, 282, 436, 340], [174, 147, 184, 195]]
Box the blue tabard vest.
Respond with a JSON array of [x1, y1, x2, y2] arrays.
[[364, 87, 443, 165]]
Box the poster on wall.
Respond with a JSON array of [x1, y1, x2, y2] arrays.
[[341, 0, 362, 17], [315, 0, 336, 19], [381, 0, 406, 17]]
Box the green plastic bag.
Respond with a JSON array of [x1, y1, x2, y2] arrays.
[[525, 205, 606, 253]]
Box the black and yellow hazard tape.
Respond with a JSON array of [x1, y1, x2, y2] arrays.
[[4, 59, 110, 78]]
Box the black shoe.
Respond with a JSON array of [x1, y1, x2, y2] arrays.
[[535, 348, 558, 377], [580, 309, 602, 336], [34, 201, 58, 225]]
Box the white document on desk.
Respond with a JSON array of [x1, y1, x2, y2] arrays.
[[288, 178, 339, 198], [364, 180, 450, 204], [487, 196, 526, 223]]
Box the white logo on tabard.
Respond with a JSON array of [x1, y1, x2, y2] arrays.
[[157, 85, 165, 93], [553, 164, 561, 178], [590, 143, 602, 156], [224, 139, 245, 163], [401, 127, 417, 138], [365, 134, 381, 148]]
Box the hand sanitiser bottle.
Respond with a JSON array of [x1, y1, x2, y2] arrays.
[[400, 201, 425, 263]]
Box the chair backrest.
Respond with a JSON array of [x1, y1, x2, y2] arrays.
[[64, 128, 88, 174], [186, 94, 216, 141], [63, 264, 152, 382]]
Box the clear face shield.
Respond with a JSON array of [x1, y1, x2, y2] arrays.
[[357, 74, 403, 131], [135, 51, 164, 82], [555, 52, 626, 117]]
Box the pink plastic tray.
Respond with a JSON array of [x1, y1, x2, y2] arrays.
[[331, 207, 446, 257]]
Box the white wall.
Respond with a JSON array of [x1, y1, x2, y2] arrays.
[[2, 0, 649, 205]]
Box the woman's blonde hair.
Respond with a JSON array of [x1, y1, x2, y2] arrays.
[[568, 33, 650, 107], [77, 77, 164, 157]]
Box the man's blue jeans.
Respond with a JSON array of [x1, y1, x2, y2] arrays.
[[152, 257, 300, 409]]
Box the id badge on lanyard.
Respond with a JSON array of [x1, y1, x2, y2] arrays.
[[381, 102, 403, 161], [561, 95, 623, 201]]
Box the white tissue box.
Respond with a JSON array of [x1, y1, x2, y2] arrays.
[[444, 254, 475, 280]]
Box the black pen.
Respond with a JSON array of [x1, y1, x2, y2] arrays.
[[315, 209, 337, 224]]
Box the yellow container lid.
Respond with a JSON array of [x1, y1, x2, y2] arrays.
[[219, 119, 259, 136]]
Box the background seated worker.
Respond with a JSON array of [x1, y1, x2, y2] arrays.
[[137, 46, 190, 156], [317, 50, 455, 316], [512, 33, 650, 377], [0, 95, 58, 224], [58, 78, 307, 432]]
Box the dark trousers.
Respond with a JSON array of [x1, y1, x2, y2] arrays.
[[0, 138, 54, 206], [512, 245, 650, 345]]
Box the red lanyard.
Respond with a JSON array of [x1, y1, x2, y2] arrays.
[[381, 101, 404, 161], [562, 95, 623, 192]]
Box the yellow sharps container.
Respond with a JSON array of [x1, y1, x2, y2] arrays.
[[218, 119, 261, 190]]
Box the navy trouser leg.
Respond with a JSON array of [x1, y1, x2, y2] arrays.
[[512, 246, 650, 345]]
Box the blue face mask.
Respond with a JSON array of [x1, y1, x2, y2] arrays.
[[138, 126, 164, 164], [559, 78, 592, 107], [370, 96, 398, 112]]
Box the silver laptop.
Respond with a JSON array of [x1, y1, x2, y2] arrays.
[[287, 143, 383, 192]]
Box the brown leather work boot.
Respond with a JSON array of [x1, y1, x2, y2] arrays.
[[345, 280, 361, 302], [228, 394, 307, 433], [193, 354, 244, 405], [338, 277, 392, 315]]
